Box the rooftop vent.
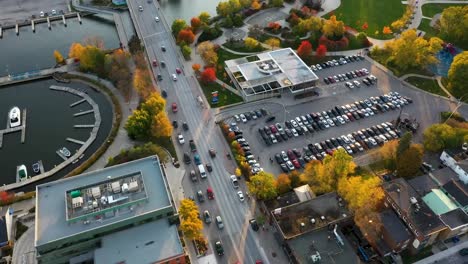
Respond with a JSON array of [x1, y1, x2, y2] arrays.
[[410, 197, 418, 204], [300, 222, 305, 228], [320, 216, 325, 221], [311, 218, 316, 224]]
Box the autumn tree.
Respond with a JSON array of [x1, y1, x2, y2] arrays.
[[244, 37, 260, 50], [439, 6, 468, 45], [197, 41, 218, 66], [107, 50, 132, 100], [289, 170, 302, 188], [251, 0, 261, 10], [382, 26, 392, 35], [192, 63, 201, 72], [79, 45, 106, 77], [198, 12, 211, 25], [133, 69, 153, 99], [423, 123, 464, 152], [172, 19, 187, 36], [447, 51, 468, 98], [264, 38, 280, 50], [125, 109, 152, 140], [177, 28, 196, 44], [191, 17, 202, 31], [397, 132, 412, 158], [397, 144, 424, 178], [53, 50, 65, 64], [247, 171, 278, 200], [179, 198, 204, 240], [315, 44, 327, 58], [297, 40, 313, 59], [276, 173, 292, 194], [181, 45, 192, 59], [378, 140, 399, 170], [337, 175, 384, 213], [391, 19, 405, 32], [68, 42, 85, 59], [323, 15, 345, 40], [271, 0, 284, 7], [179, 199, 200, 220], [152, 112, 173, 137], [200, 68, 217, 83], [235, 167, 242, 177], [293, 16, 323, 36]]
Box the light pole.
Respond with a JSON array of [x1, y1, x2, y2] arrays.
[[444, 93, 468, 123]]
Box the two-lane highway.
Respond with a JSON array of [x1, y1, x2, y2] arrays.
[[126, 1, 272, 263]]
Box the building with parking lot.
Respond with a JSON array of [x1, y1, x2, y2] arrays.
[[224, 48, 319, 100], [35, 156, 185, 264]]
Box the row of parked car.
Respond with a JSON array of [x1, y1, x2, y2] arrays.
[[323, 68, 372, 85], [229, 122, 264, 175], [258, 92, 412, 146], [311, 55, 365, 71], [274, 121, 402, 172], [233, 108, 268, 123]]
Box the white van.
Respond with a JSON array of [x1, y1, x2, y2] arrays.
[[198, 164, 207, 179]]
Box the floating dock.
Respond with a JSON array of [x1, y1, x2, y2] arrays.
[[73, 109, 94, 117], [66, 137, 85, 145], [70, 99, 86, 107], [38, 160, 45, 174], [0, 109, 27, 148]]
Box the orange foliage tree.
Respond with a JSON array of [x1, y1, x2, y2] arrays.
[[177, 28, 196, 45], [191, 17, 202, 31], [276, 173, 292, 194], [192, 63, 201, 72], [200, 68, 216, 83], [297, 40, 313, 59], [315, 44, 327, 58], [382, 26, 393, 35], [68, 43, 85, 59]]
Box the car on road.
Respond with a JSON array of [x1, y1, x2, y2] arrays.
[[266, 115, 276, 122], [197, 190, 204, 202], [203, 210, 212, 223], [152, 59, 158, 67], [172, 74, 177, 81], [250, 219, 259, 231], [177, 134, 184, 144], [171, 102, 178, 113], [230, 175, 239, 189], [206, 163, 212, 172], [216, 216, 224, 229], [138, 5, 143, 11], [237, 191, 245, 202], [155, 16, 160, 22], [190, 170, 197, 182], [182, 122, 188, 130], [207, 188, 214, 199], [209, 148, 216, 158], [189, 140, 197, 152], [176, 68, 182, 74], [459, 248, 468, 256], [183, 153, 191, 164], [215, 241, 224, 256]]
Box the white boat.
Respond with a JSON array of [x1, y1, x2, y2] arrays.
[[60, 147, 71, 157], [9, 107, 21, 128], [17, 165, 28, 182]]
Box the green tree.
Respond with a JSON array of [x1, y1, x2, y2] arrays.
[[239, 0, 251, 8], [125, 109, 152, 140], [247, 171, 278, 200], [439, 6, 468, 45], [423, 123, 461, 152], [289, 170, 302, 188], [397, 132, 412, 158], [397, 144, 424, 178], [216, 1, 231, 17], [378, 140, 399, 170], [172, 19, 187, 35], [270, 0, 283, 7], [199, 12, 211, 25], [181, 45, 192, 59], [106, 142, 168, 166], [233, 14, 244, 27], [228, 0, 242, 12], [447, 51, 468, 98], [79, 45, 106, 77], [276, 173, 292, 194]]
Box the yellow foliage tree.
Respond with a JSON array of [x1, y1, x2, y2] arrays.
[[244, 37, 259, 50], [391, 19, 405, 32], [53, 50, 65, 64], [68, 42, 85, 59], [264, 38, 280, 50], [378, 140, 399, 170], [276, 173, 292, 194], [151, 112, 173, 138], [251, 0, 261, 10], [247, 171, 278, 200], [235, 167, 242, 177], [322, 15, 345, 39], [192, 63, 201, 72], [179, 198, 204, 240], [133, 69, 154, 99], [179, 199, 200, 220], [197, 41, 218, 66], [337, 175, 384, 212]]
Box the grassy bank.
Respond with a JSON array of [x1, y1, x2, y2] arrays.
[[406, 77, 448, 97]]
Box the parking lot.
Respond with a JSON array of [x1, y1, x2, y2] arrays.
[[220, 56, 457, 176]]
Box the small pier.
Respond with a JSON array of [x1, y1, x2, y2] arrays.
[[70, 99, 86, 107], [74, 124, 95, 128], [74, 109, 94, 117], [47, 17, 51, 29], [15, 24, 18, 35], [56, 150, 68, 161], [77, 12, 82, 24], [62, 15, 67, 26], [66, 137, 85, 145], [38, 160, 45, 174], [0, 27, 3, 38], [0, 109, 27, 148], [32, 20, 35, 32]]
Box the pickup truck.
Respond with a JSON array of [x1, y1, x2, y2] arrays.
[[189, 140, 197, 152]]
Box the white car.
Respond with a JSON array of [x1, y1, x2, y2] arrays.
[[177, 134, 185, 144], [155, 16, 160, 22], [290, 120, 298, 128], [172, 74, 177, 81], [40, 11, 45, 17], [51, 9, 57, 15], [345, 145, 353, 155], [240, 114, 247, 123], [286, 161, 295, 171], [291, 128, 299, 137], [353, 80, 360, 87], [237, 191, 245, 202], [233, 114, 240, 122], [280, 151, 288, 162], [138, 5, 143, 11], [230, 175, 239, 189]]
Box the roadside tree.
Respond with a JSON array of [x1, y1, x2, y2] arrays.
[[178, 28, 196, 45], [181, 45, 192, 59], [247, 171, 278, 200], [197, 41, 219, 66], [276, 173, 292, 194], [151, 112, 173, 137], [172, 19, 187, 36]]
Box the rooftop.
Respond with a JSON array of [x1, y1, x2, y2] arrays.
[[264, 191, 300, 212], [272, 192, 351, 239], [383, 178, 445, 237], [94, 219, 183, 263], [443, 179, 468, 207], [36, 156, 172, 247], [422, 189, 458, 215], [380, 209, 412, 244], [408, 174, 438, 197], [225, 48, 318, 96], [439, 208, 468, 230], [288, 227, 359, 264]]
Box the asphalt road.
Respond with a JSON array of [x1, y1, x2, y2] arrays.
[[126, 1, 273, 263]]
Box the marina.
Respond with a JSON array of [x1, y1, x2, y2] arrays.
[[0, 108, 27, 148]]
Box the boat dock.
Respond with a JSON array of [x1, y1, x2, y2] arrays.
[[70, 99, 86, 107], [0, 109, 27, 148], [74, 124, 95, 128], [66, 137, 85, 145], [73, 109, 94, 117], [56, 149, 68, 161], [38, 160, 45, 174]]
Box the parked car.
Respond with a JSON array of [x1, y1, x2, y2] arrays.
[[203, 210, 212, 223]]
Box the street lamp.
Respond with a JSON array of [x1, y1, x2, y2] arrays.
[[444, 93, 468, 123]]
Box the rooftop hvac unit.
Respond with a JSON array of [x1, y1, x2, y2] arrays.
[[128, 181, 139, 192], [410, 197, 418, 204], [122, 183, 129, 193], [310, 218, 316, 224], [92, 200, 98, 208], [111, 181, 121, 193], [72, 197, 83, 208], [100, 196, 108, 205], [92, 187, 101, 199], [309, 252, 321, 263]]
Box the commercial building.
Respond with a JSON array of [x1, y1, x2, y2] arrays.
[[225, 48, 319, 100], [35, 156, 185, 264]]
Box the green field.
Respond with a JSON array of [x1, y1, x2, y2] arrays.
[[198, 80, 243, 107], [328, 0, 405, 39], [406, 77, 448, 97], [422, 3, 467, 17]]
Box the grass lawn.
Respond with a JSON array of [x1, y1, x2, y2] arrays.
[[422, 3, 467, 17], [328, 0, 405, 39], [406, 77, 448, 97], [418, 18, 437, 39], [198, 79, 243, 107], [215, 48, 245, 83]]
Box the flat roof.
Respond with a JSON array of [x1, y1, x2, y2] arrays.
[[422, 189, 458, 215], [36, 156, 172, 247], [439, 208, 468, 230], [443, 179, 468, 207], [380, 209, 412, 244], [288, 227, 359, 264], [94, 219, 184, 263]]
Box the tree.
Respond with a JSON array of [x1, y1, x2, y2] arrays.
[[53, 50, 65, 64], [244, 37, 259, 50], [125, 109, 152, 140], [315, 44, 327, 58], [178, 28, 196, 44], [439, 6, 468, 45], [362, 22, 368, 31], [200, 68, 217, 83], [323, 15, 345, 40], [325, 148, 356, 182], [180, 217, 203, 240], [247, 171, 278, 200], [68, 42, 85, 59], [142, 92, 166, 115], [251, 0, 261, 10], [276, 173, 292, 194], [378, 140, 399, 170], [198, 12, 211, 25], [79, 45, 106, 77], [337, 175, 384, 212], [107, 142, 169, 166], [447, 51, 468, 98], [172, 19, 187, 35], [297, 40, 313, 59], [240, 0, 251, 8], [197, 41, 218, 66], [289, 170, 302, 188], [181, 45, 192, 59], [301, 160, 331, 193], [423, 123, 460, 152], [133, 69, 153, 99], [391, 19, 405, 32], [382, 26, 392, 35], [152, 112, 173, 137], [397, 144, 424, 178], [356, 32, 371, 46], [271, 0, 284, 7], [192, 63, 201, 72], [264, 38, 280, 50], [191, 17, 202, 31], [235, 167, 242, 177], [397, 132, 412, 158], [217, 1, 231, 17], [179, 199, 200, 220]]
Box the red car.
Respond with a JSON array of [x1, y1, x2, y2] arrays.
[[292, 159, 301, 169], [269, 125, 277, 133], [152, 59, 158, 67], [176, 67, 182, 74], [207, 187, 214, 200], [287, 149, 296, 160], [171, 102, 178, 113]]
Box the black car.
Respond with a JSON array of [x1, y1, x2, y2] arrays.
[[255, 110, 263, 117], [172, 120, 178, 128], [263, 126, 271, 135], [285, 120, 292, 128], [323, 78, 330, 85], [292, 148, 302, 158], [280, 163, 288, 172], [183, 153, 191, 164], [285, 129, 293, 138], [206, 163, 213, 172], [266, 116, 276, 122], [297, 157, 306, 168], [260, 108, 268, 116], [280, 131, 288, 141], [250, 219, 259, 231], [325, 140, 334, 149], [157, 74, 163, 81], [182, 122, 189, 131], [275, 153, 283, 164]]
